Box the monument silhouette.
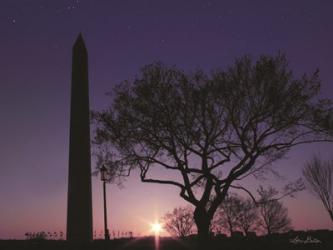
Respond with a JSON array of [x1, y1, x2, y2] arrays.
[[66, 34, 93, 242]]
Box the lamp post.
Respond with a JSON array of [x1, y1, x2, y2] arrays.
[[100, 165, 110, 240]]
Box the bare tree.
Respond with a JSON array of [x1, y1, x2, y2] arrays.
[[163, 206, 195, 237], [215, 194, 258, 236], [93, 54, 332, 247], [257, 186, 292, 235], [215, 194, 242, 235], [303, 156, 333, 222], [237, 198, 259, 236]]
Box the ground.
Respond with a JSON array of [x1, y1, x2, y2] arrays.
[[1, 231, 332, 250]]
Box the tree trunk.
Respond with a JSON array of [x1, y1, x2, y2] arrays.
[[228, 219, 234, 236], [329, 210, 333, 222], [194, 207, 211, 249], [267, 226, 271, 235]]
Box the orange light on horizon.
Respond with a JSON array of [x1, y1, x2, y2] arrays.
[[151, 222, 162, 250], [150, 222, 163, 235]]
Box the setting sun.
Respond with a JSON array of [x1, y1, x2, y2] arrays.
[[151, 222, 163, 235]]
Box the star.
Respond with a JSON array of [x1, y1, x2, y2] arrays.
[[66, 6, 75, 11], [65, 0, 80, 12]]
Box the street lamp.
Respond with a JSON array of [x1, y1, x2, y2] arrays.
[[100, 165, 110, 240]]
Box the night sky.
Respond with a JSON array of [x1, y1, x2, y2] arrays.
[[0, 0, 333, 239]]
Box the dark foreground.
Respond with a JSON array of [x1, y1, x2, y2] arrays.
[[1, 231, 332, 250]]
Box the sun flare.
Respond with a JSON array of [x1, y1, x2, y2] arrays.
[[151, 222, 163, 235]]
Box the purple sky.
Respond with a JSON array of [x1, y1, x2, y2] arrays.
[[0, 0, 332, 239]]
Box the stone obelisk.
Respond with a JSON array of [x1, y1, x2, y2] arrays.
[[66, 34, 93, 242]]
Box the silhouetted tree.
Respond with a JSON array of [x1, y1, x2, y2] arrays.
[[163, 206, 195, 237], [215, 194, 258, 236], [93, 54, 332, 247], [215, 194, 242, 235], [303, 156, 333, 222], [237, 198, 259, 236], [257, 186, 292, 235]]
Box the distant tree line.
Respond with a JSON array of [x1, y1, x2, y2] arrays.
[[25, 231, 64, 240], [94, 230, 134, 239], [25, 230, 135, 240]]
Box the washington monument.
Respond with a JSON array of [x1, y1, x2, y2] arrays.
[[66, 34, 93, 242]]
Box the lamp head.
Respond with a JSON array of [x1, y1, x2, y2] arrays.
[[100, 165, 108, 181]]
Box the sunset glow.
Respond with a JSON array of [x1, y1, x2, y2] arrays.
[[151, 222, 163, 235]]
